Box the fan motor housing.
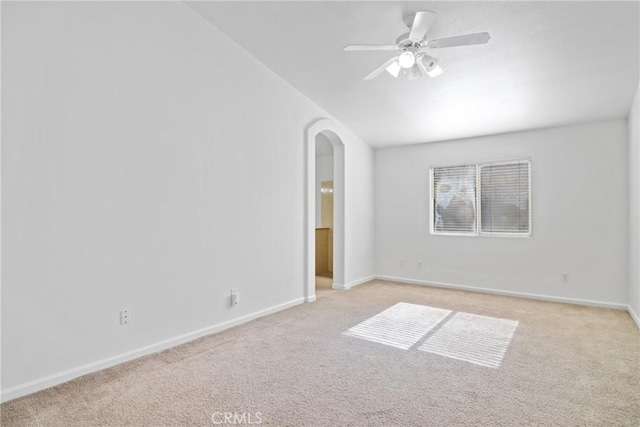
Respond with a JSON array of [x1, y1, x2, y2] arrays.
[[395, 33, 424, 51]]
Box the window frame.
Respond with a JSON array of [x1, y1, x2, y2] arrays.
[[429, 159, 532, 238]]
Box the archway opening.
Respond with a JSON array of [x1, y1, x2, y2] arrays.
[[306, 120, 346, 302], [314, 134, 335, 297]]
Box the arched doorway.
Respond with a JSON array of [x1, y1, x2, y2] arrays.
[[305, 119, 346, 302]]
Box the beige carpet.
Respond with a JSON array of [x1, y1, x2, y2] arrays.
[[315, 276, 335, 298], [2, 280, 639, 426]]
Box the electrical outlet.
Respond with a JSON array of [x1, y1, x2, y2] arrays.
[[120, 309, 131, 325], [399, 260, 405, 267], [562, 273, 569, 283], [230, 289, 239, 306], [417, 261, 422, 268]]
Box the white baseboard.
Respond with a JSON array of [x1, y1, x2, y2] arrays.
[[628, 305, 640, 329], [331, 275, 376, 291], [348, 275, 376, 288], [304, 295, 316, 303], [375, 275, 628, 310], [1, 297, 305, 403]]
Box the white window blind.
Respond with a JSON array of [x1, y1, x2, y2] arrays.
[[430, 159, 531, 237], [432, 165, 477, 234], [480, 161, 530, 234]]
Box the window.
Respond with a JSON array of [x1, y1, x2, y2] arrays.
[[432, 165, 477, 234], [430, 160, 531, 236]]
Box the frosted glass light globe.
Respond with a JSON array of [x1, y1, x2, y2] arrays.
[[398, 51, 416, 69]]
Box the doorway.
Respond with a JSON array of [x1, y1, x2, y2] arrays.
[[315, 135, 334, 297], [305, 119, 346, 302]]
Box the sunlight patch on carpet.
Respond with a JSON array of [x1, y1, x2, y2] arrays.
[[342, 302, 451, 350], [418, 312, 518, 368]]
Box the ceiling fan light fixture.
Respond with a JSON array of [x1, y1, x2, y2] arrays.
[[398, 51, 416, 69], [386, 61, 401, 78], [400, 65, 422, 80], [345, 11, 490, 81], [427, 64, 444, 78], [419, 55, 444, 78]]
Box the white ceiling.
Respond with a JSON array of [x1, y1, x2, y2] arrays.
[[188, 1, 639, 148]]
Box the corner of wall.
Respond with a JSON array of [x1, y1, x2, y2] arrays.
[[627, 82, 640, 325]]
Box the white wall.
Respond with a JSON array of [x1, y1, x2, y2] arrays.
[[629, 84, 640, 322], [1, 1, 374, 397], [345, 136, 376, 284], [315, 155, 333, 228], [376, 120, 629, 306]]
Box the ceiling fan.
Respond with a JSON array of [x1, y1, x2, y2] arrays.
[[344, 11, 490, 80]]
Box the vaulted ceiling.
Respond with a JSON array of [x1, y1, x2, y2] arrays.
[[188, 1, 639, 148]]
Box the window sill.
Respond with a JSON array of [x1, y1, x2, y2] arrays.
[[430, 231, 532, 238]]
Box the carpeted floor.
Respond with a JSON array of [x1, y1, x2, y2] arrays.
[[315, 276, 336, 298], [2, 280, 639, 426]]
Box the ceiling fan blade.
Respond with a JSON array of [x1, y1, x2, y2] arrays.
[[364, 56, 400, 80], [344, 45, 400, 51], [409, 11, 437, 41], [427, 32, 491, 49]]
